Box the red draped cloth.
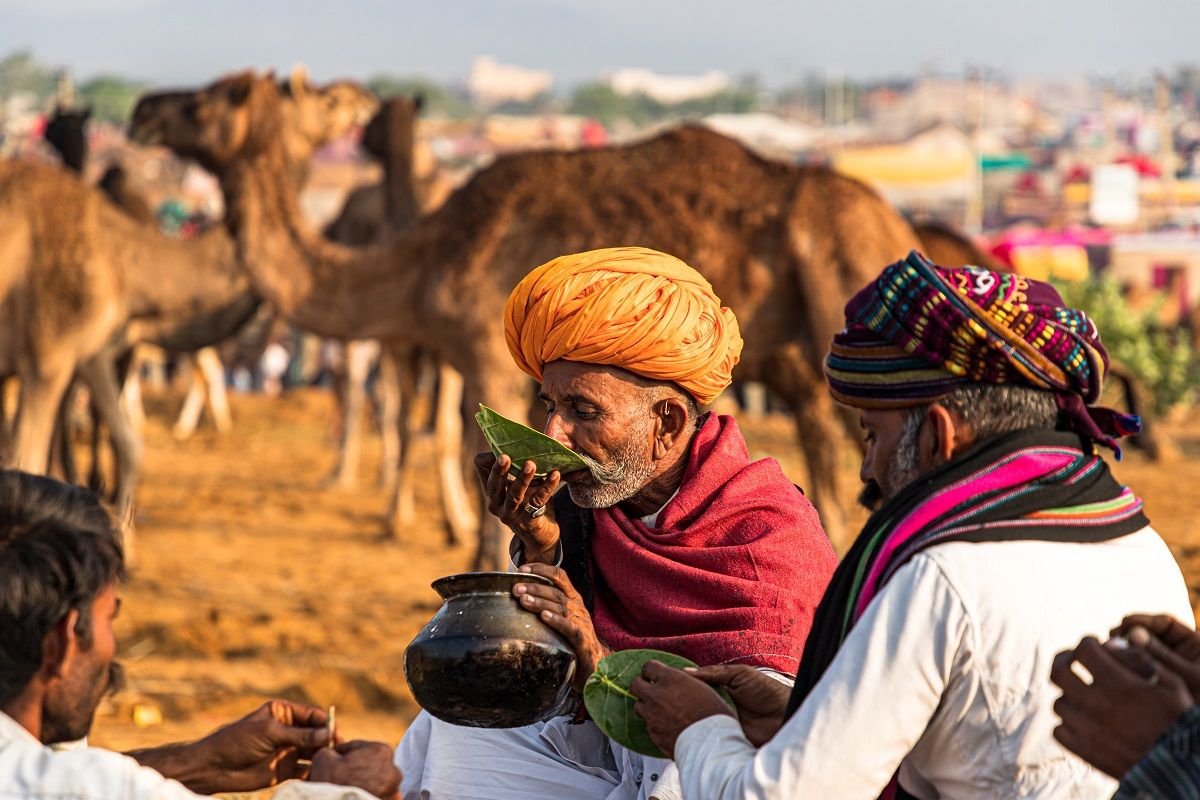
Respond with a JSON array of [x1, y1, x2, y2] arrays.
[[590, 414, 837, 673]]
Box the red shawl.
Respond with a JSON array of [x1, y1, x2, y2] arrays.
[[590, 414, 837, 673]]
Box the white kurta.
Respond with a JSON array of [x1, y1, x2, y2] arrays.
[[674, 527, 1193, 800], [0, 710, 371, 800], [397, 501, 693, 800]]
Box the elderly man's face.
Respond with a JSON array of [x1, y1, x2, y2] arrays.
[[539, 361, 661, 508], [858, 408, 926, 510]]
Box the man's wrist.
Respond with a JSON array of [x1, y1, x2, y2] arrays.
[[127, 740, 216, 793], [509, 536, 563, 568]]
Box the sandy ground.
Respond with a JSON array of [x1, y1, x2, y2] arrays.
[[87, 388, 1200, 753]]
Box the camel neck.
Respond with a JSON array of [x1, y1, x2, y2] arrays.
[[381, 139, 421, 232], [217, 147, 427, 343]]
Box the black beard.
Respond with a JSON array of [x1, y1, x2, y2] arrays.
[[857, 480, 884, 512], [40, 658, 120, 746]]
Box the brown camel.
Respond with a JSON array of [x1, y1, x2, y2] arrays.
[[322, 96, 424, 491], [43, 106, 91, 174], [0, 77, 377, 548], [911, 219, 1007, 271], [44, 105, 155, 224], [129, 72, 923, 564], [316, 95, 475, 542], [323, 94, 424, 245]]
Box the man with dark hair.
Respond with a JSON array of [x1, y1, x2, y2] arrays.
[[632, 253, 1192, 798], [0, 469, 401, 799]]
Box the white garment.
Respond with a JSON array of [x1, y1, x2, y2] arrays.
[[410, 493, 690, 800], [0, 710, 370, 800], [675, 527, 1193, 799], [396, 712, 675, 800]]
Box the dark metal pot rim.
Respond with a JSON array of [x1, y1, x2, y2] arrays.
[[431, 571, 554, 599]]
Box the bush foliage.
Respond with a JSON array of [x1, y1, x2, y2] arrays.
[[1056, 277, 1199, 412]]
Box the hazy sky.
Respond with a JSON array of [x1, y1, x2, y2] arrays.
[[2, 0, 1198, 88]]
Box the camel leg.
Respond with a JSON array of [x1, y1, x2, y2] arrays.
[[119, 348, 146, 436], [172, 355, 206, 441], [377, 348, 403, 493], [381, 348, 414, 540], [50, 380, 78, 484], [86, 394, 105, 494], [762, 344, 849, 551], [9, 361, 76, 476], [328, 340, 375, 489], [196, 347, 232, 434], [76, 353, 142, 562], [435, 362, 477, 548]]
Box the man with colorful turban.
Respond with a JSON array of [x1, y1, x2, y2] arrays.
[[395, 246, 837, 800], [632, 252, 1192, 798]]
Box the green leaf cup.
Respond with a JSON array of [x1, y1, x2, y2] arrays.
[[583, 648, 733, 758], [475, 404, 590, 477]]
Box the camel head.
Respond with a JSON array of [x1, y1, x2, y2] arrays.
[[44, 105, 92, 173], [279, 65, 378, 163], [361, 94, 423, 164], [128, 71, 286, 174]]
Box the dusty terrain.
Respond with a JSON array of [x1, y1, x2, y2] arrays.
[[88, 388, 1200, 752]]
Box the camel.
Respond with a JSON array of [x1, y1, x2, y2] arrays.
[[306, 95, 474, 543], [129, 72, 928, 565], [322, 96, 425, 492], [910, 219, 1007, 271], [43, 103, 172, 485], [0, 75, 377, 549]]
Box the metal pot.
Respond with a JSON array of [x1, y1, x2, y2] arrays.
[[404, 571, 577, 728]]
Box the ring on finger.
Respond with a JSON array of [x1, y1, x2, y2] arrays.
[[525, 502, 546, 518]]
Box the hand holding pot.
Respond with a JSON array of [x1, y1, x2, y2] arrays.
[[514, 563, 609, 692]]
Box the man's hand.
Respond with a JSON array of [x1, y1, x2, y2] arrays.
[[309, 740, 401, 800], [630, 660, 736, 760], [689, 664, 790, 746], [129, 700, 331, 794], [513, 563, 608, 691], [1050, 636, 1193, 778], [1113, 614, 1200, 699], [475, 452, 561, 563]]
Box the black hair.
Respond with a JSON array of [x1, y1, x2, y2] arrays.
[[0, 471, 124, 707]]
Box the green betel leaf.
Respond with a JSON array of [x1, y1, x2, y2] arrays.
[[474, 404, 590, 477], [583, 648, 733, 758]]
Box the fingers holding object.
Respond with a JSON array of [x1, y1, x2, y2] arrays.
[[523, 471, 560, 511], [513, 582, 569, 618], [501, 461, 537, 513], [520, 562, 580, 599]]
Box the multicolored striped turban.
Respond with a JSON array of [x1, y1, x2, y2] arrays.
[[824, 251, 1140, 451], [504, 247, 743, 405]]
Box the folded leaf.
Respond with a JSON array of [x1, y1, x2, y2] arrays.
[[584, 648, 732, 758], [474, 404, 590, 477]]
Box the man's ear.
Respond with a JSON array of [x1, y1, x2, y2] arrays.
[[42, 610, 80, 682], [922, 404, 958, 468], [652, 396, 691, 460]]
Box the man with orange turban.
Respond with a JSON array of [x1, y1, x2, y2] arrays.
[[396, 247, 837, 800]]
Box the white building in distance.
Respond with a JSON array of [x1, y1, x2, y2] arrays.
[[608, 68, 731, 104], [467, 56, 553, 106]]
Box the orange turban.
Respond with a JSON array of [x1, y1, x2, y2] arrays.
[[504, 247, 743, 405]]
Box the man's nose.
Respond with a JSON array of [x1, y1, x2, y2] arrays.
[[544, 413, 573, 448], [859, 450, 874, 486]]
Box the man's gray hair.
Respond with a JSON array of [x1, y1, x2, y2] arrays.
[[911, 383, 1060, 440]]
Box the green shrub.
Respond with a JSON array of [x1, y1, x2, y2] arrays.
[[1055, 277, 1199, 412]]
